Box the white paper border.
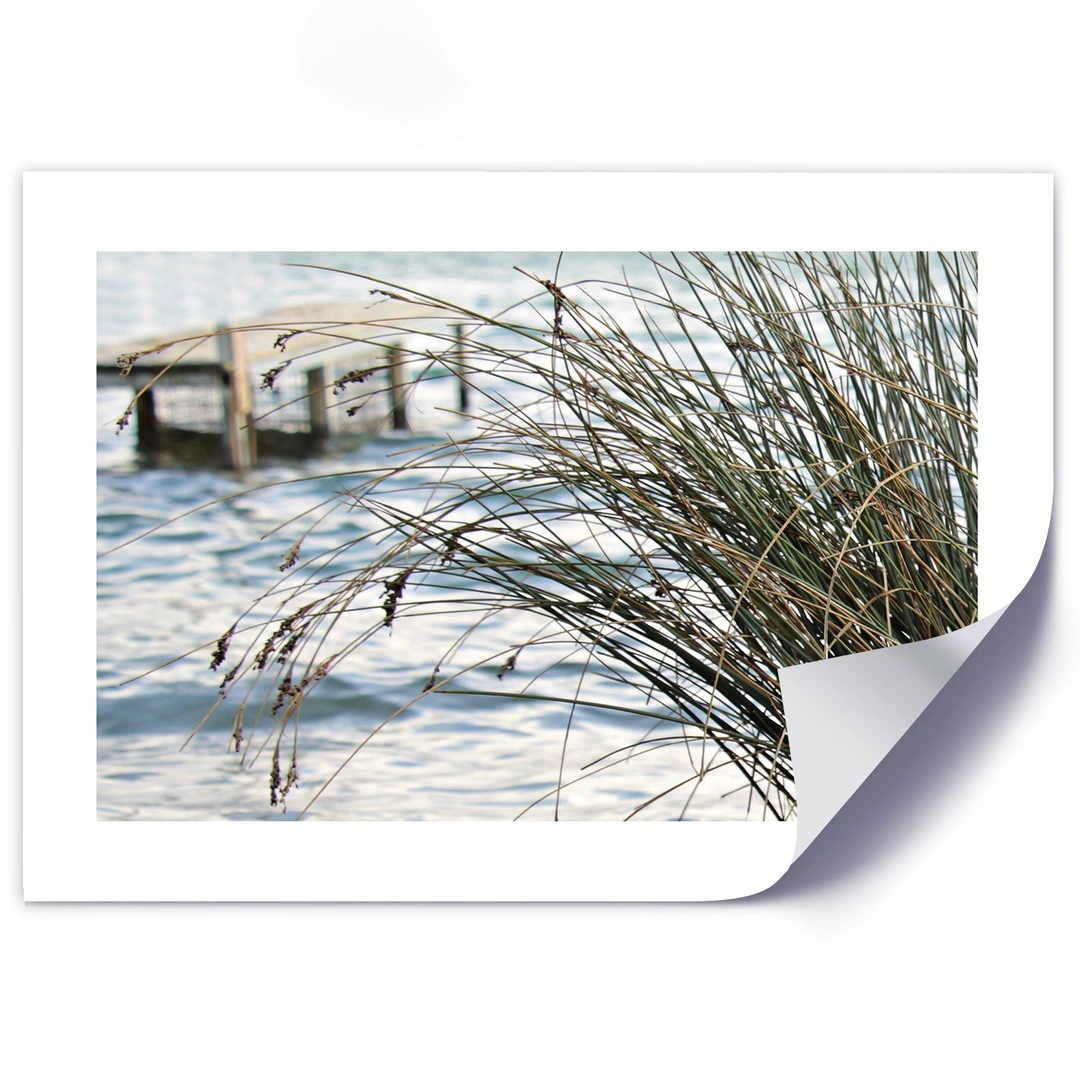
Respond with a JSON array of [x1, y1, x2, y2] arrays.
[[23, 172, 1051, 899]]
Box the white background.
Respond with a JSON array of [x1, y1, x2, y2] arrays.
[[5, 3, 1074, 1076]]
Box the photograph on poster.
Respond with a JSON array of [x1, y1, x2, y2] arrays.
[[97, 250, 978, 824]]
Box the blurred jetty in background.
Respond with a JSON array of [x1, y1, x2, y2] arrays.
[[96, 298, 470, 469]]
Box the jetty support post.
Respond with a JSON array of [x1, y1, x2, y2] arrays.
[[389, 345, 409, 432], [134, 383, 159, 451], [453, 324, 471, 414], [218, 327, 255, 470], [307, 365, 329, 439]]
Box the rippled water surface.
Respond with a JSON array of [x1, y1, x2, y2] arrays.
[[97, 252, 757, 821]]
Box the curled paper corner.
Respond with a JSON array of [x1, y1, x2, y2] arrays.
[[780, 609, 1005, 864], [776, 489, 1053, 876]]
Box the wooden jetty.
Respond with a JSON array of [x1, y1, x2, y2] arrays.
[[97, 299, 469, 469]]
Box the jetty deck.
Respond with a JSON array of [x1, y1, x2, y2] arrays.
[[97, 298, 467, 469]]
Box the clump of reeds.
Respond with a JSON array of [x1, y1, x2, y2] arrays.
[[149, 252, 977, 820]]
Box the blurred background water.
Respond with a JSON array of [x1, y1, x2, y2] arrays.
[[97, 251, 758, 821]]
